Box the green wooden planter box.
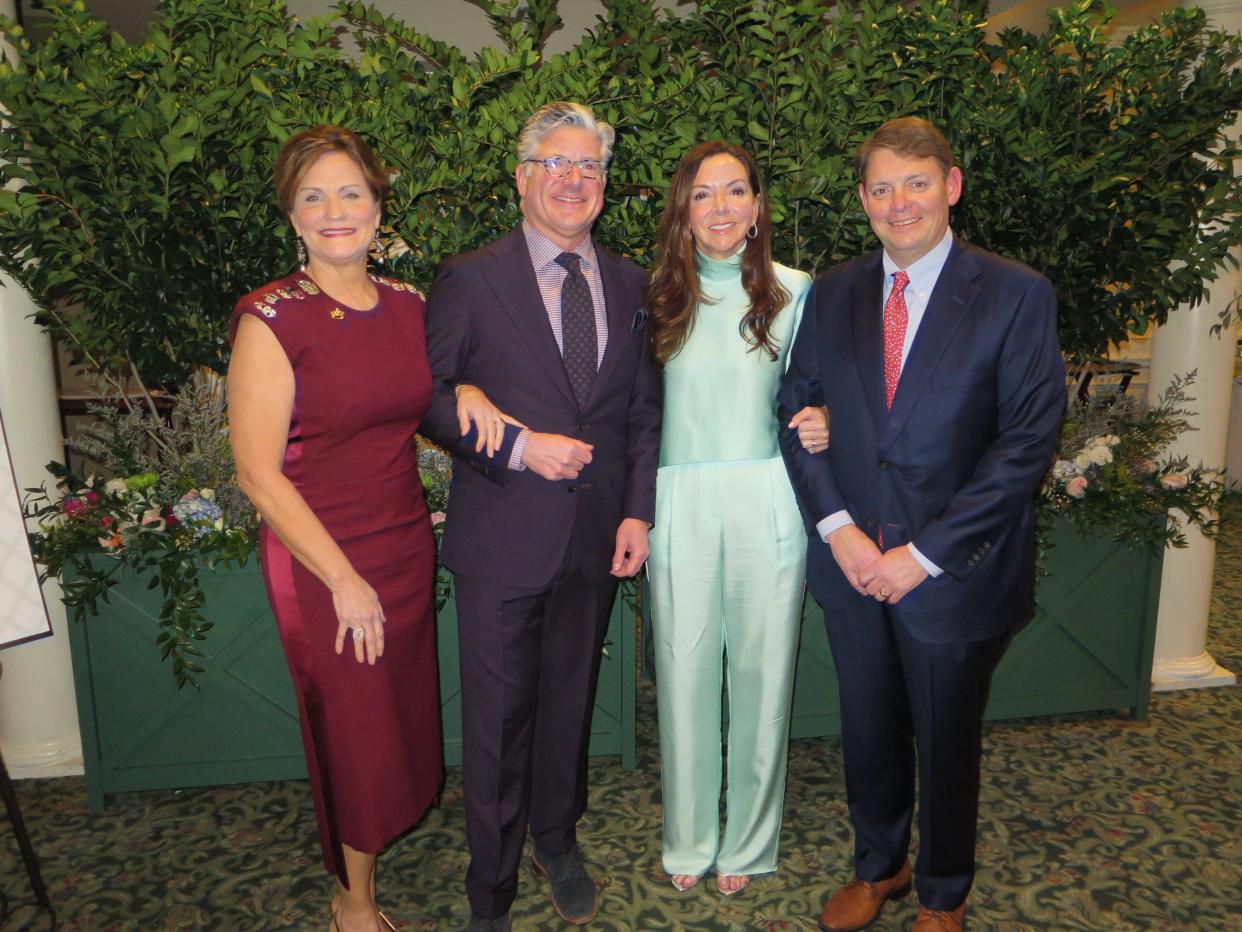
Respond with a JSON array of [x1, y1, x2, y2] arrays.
[[66, 561, 636, 811], [789, 520, 1165, 739]]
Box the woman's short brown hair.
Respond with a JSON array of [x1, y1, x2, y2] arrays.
[[273, 125, 389, 215]]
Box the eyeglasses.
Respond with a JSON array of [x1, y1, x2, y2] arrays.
[[521, 157, 606, 180]]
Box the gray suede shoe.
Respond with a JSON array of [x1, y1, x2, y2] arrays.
[[531, 844, 599, 925]]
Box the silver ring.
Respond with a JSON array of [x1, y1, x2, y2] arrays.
[[352, 627, 365, 642]]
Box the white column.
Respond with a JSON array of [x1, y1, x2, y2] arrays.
[[0, 0, 84, 775], [1147, 0, 1241, 691]]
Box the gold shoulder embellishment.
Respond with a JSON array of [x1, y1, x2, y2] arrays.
[[297, 278, 321, 296], [330, 308, 346, 320], [370, 274, 423, 297], [253, 301, 277, 319]]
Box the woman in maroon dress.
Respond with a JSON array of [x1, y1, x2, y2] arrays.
[[228, 126, 483, 931]]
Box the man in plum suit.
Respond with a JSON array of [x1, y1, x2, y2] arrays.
[[779, 117, 1064, 932], [420, 102, 661, 931]]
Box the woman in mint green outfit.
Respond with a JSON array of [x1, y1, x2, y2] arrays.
[[645, 141, 827, 896]]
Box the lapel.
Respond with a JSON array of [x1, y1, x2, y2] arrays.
[[481, 227, 577, 408], [881, 240, 982, 450], [849, 251, 888, 438], [589, 246, 633, 405]]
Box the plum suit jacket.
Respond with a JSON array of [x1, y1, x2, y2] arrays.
[[419, 226, 662, 588]]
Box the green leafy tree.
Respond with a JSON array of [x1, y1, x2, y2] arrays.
[[3, 0, 1241, 678]]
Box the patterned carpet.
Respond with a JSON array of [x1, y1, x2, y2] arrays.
[[3, 523, 1240, 931]]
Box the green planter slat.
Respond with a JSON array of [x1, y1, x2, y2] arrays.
[[66, 561, 637, 811], [789, 520, 1164, 740]]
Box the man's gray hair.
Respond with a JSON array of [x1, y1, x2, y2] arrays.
[[517, 101, 615, 171]]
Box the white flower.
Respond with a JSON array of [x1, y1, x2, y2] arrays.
[[198, 488, 215, 500], [1074, 451, 1094, 470], [1087, 445, 1113, 465], [1052, 460, 1080, 480], [104, 477, 128, 495]]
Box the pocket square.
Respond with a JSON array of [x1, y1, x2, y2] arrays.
[[631, 307, 649, 334]]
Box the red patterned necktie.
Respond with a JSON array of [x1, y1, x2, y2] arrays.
[[883, 270, 910, 410]]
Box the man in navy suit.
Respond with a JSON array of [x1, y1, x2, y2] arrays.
[[779, 117, 1064, 932], [421, 102, 661, 931]]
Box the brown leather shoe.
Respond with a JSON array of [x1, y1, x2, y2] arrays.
[[912, 902, 966, 931], [818, 862, 913, 931]]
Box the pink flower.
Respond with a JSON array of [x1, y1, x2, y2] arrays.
[[1065, 475, 1089, 498], [100, 515, 114, 528], [1161, 473, 1189, 490], [430, 511, 446, 526], [84, 491, 99, 504], [62, 497, 87, 515]]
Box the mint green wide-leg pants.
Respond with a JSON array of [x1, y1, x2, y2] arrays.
[[648, 455, 807, 878]]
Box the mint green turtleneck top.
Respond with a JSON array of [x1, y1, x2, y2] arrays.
[[659, 250, 812, 468]]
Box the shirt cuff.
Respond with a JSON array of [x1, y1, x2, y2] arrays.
[[507, 428, 530, 471], [907, 543, 943, 577], [816, 510, 853, 542]]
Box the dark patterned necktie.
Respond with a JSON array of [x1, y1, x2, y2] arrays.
[[556, 251, 597, 408]]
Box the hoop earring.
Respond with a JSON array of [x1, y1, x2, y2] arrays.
[[295, 235, 307, 269], [746, 224, 758, 240]]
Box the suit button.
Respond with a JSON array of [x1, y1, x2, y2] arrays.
[[983, 541, 992, 550], [568, 484, 576, 494], [866, 518, 877, 528], [878, 460, 889, 470], [967, 557, 976, 566]]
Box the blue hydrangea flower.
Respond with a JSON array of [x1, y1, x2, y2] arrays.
[[173, 493, 224, 538]]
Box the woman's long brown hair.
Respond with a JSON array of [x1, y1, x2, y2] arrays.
[[645, 140, 789, 366]]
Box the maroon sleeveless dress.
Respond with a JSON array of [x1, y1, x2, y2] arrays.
[[229, 272, 443, 883]]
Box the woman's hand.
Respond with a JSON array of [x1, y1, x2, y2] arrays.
[[455, 384, 527, 457], [789, 405, 830, 453], [331, 572, 387, 665]]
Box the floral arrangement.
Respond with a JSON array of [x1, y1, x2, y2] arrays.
[[1039, 372, 1225, 552], [24, 374, 257, 687]]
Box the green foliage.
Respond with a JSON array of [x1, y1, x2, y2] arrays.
[[0, 0, 356, 387], [3, 0, 1241, 674], [2, 0, 1240, 375]]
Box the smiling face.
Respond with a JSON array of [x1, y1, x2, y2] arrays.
[[515, 126, 606, 250], [686, 153, 760, 261], [859, 147, 962, 269], [288, 150, 381, 271]]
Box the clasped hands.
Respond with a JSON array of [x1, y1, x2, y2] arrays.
[[826, 524, 928, 604]]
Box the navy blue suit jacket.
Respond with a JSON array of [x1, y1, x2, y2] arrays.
[[778, 239, 1064, 643], [420, 227, 662, 588]]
